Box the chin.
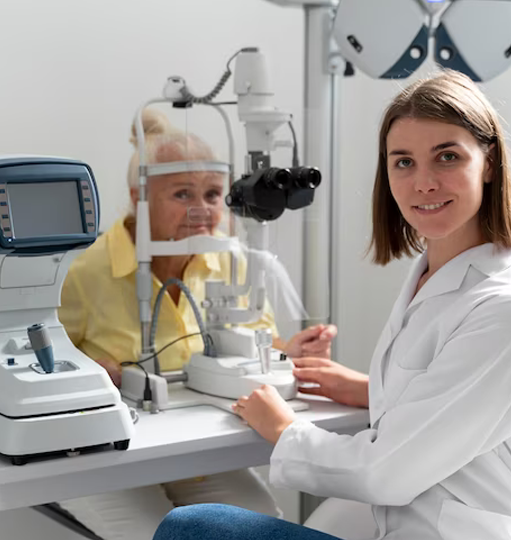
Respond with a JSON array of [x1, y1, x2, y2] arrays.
[[419, 227, 458, 242], [182, 227, 212, 237]]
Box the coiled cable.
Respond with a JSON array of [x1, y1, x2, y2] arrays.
[[180, 47, 256, 104], [150, 278, 217, 358]]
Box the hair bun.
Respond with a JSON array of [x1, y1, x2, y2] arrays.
[[130, 108, 172, 146]]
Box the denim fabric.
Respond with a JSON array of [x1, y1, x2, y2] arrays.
[[153, 504, 343, 540]]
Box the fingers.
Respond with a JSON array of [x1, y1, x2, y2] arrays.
[[231, 395, 249, 415], [293, 357, 332, 368], [319, 324, 337, 341], [295, 325, 324, 344], [301, 342, 331, 355], [237, 395, 249, 406], [297, 385, 324, 396], [293, 367, 325, 384]]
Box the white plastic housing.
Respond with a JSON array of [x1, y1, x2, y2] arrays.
[[0, 324, 125, 418], [333, 0, 427, 78], [184, 353, 297, 400], [264, 0, 337, 5], [437, 0, 511, 81], [0, 249, 134, 459], [234, 50, 291, 153], [0, 403, 133, 457]]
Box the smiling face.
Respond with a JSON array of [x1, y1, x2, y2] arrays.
[[387, 117, 492, 253], [131, 141, 225, 241]]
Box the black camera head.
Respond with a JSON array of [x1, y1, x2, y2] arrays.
[[226, 166, 322, 222]]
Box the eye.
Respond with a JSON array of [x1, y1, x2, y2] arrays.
[[396, 158, 413, 169], [173, 189, 191, 200], [439, 152, 458, 162], [205, 189, 222, 203]]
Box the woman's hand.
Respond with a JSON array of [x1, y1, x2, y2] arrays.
[[280, 324, 338, 359], [95, 358, 122, 387], [232, 385, 297, 444], [293, 357, 369, 408]]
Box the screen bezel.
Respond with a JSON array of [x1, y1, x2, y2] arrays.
[[0, 160, 99, 252]]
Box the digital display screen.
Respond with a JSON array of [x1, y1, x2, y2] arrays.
[[8, 181, 84, 238]]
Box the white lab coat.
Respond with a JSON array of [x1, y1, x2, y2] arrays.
[[271, 243, 511, 540]]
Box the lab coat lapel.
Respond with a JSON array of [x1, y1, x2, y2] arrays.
[[369, 244, 511, 426], [407, 248, 475, 311], [369, 253, 427, 425], [388, 253, 428, 340]]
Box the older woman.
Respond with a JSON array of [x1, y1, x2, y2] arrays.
[[56, 108, 336, 540]]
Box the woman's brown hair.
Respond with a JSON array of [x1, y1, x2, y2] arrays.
[[370, 69, 511, 265]]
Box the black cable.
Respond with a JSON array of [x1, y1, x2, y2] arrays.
[[180, 48, 255, 105], [146, 331, 205, 364], [210, 101, 238, 106], [121, 332, 216, 408], [120, 358, 152, 404], [121, 332, 206, 370], [288, 121, 300, 167]]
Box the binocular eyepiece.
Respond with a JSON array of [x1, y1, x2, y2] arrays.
[[226, 166, 322, 222], [262, 167, 322, 190]]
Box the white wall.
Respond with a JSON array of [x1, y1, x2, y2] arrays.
[[0, 0, 304, 229]]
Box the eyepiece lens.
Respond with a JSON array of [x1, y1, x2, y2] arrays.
[[294, 167, 322, 188], [264, 168, 292, 189], [308, 168, 322, 188]]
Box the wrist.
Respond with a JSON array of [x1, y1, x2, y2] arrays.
[[349, 376, 369, 408], [272, 418, 295, 444]]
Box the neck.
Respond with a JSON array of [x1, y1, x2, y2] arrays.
[[424, 221, 486, 281], [151, 255, 192, 284]]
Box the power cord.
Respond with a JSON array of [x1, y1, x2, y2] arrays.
[[288, 121, 300, 167], [121, 332, 213, 411]]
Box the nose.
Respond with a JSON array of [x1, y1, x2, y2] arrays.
[[414, 165, 439, 194], [186, 205, 211, 224]]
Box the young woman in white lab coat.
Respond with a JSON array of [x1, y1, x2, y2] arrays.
[[152, 69, 511, 540]]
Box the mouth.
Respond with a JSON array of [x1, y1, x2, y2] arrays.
[[180, 224, 211, 233], [413, 200, 452, 213]]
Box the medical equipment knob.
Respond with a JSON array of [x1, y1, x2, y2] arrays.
[[255, 328, 273, 374], [27, 323, 55, 374]]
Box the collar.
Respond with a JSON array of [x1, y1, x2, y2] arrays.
[[385, 243, 511, 340], [410, 243, 511, 309], [107, 217, 222, 279]]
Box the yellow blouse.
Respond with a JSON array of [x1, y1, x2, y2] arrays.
[[58, 218, 277, 371]]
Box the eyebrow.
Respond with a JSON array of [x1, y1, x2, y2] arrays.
[[388, 141, 460, 156], [167, 180, 224, 188]]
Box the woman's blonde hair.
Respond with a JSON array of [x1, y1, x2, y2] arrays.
[[370, 69, 511, 265], [127, 107, 216, 190]]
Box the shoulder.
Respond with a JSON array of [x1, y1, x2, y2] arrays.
[[67, 229, 112, 281], [448, 271, 511, 340]]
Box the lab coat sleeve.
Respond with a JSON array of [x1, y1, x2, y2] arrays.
[[270, 297, 511, 506], [58, 266, 88, 346]]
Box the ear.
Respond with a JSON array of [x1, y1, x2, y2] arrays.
[[484, 143, 496, 184]]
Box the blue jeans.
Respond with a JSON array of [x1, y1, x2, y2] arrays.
[[153, 504, 343, 540]]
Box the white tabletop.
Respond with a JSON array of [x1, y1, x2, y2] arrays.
[[0, 396, 369, 511]]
